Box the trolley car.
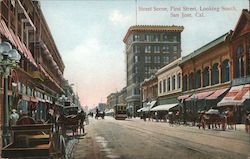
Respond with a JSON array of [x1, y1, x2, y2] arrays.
[[114, 104, 127, 120]]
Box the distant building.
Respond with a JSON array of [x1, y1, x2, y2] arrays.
[[123, 25, 184, 116]]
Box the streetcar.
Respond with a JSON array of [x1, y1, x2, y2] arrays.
[[114, 104, 127, 120]]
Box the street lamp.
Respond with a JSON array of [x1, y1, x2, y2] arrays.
[[0, 41, 21, 146]]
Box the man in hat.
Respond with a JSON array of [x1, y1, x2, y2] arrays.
[[9, 109, 19, 126]]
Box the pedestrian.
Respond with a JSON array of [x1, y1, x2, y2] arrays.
[[245, 114, 250, 133], [9, 109, 19, 126]]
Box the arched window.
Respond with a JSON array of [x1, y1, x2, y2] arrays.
[[188, 73, 193, 90], [177, 73, 181, 89], [235, 46, 244, 78], [212, 63, 219, 85], [183, 75, 187, 91], [172, 75, 176, 90], [195, 70, 201, 89], [203, 67, 210, 87], [222, 59, 230, 83]]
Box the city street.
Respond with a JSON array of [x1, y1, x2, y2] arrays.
[[73, 117, 250, 159]]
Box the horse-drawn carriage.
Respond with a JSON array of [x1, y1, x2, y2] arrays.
[[2, 116, 65, 159], [58, 105, 85, 136], [199, 109, 227, 130], [95, 111, 105, 119]]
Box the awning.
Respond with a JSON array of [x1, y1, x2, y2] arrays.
[[147, 100, 157, 109], [217, 85, 250, 107], [206, 88, 229, 100], [186, 91, 214, 101], [150, 103, 178, 111], [137, 107, 150, 112], [177, 94, 191, 101]]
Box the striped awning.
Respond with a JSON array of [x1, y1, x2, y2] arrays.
[[217, 85, 250, 107], [150, 103, 178, 111], [206, 88, 229, 100]]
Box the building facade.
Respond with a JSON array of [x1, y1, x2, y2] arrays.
[[123, 25, 184, 116], [141, 75, 158, 107], [178, 10, 250, 123], [156, 58, 182, 106], [0, 0, 65, 148]]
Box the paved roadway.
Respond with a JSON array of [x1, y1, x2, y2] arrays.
[[73, 117, 250, 159]]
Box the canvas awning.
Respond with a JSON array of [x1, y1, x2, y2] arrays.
[[186, 91, 214, 101], [206, 88, 229, 100], [147, 100, 157, 109], [217, 85, 250, 107], [150, 103, 178, 111], [177, 94, 191, 101]]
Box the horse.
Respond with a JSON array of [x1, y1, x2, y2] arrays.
[[201, 114, 227, 131], [95, 112, 105, 119], [225, 110, 236, 130]]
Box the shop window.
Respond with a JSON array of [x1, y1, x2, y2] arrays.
[[222, 59, 230, 83], [212, 63, 219, 85]]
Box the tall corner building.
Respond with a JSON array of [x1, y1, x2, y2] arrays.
[[123, 25, 184, 116]]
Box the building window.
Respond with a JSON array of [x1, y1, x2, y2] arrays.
[[222, 59, 230, 83], [153, 56, 160, 63], [183, 75, 187, 91], [159, 81, 162, 93], [173, 36, 177, 42], [162, 45, 170, 53], [203, 67, 210, 87], [163, 56, 169, 64], [163, 34, 168, 41], [173, 45, 177, 52], [145, 66, 150, 75], [133, 45, 140, 53], [235, 46, 244, 78], [163, 79, 166, 93], [212, 63, 219, 85], [167, 77, 171, 91], [154, 34, 160, 42], [145, 45, 151, 53], [172, 75, 176, 90], [154, 46, 160, 53], [134, 55, 138, 63], [134, 66, 138, 74], [195, 70, 201, 88], [145, 56, 151, 63], [188, 73, 193, 90], [133, 35, 140, 41], [145, 34, 151, 41], [177, 73, 181, 89], [22, 84, 26, 95]]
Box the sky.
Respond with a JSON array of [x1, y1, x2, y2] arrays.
[[40, 0, 248, 108]]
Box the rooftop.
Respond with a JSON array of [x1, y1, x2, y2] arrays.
[[123, 25, 184, 43]]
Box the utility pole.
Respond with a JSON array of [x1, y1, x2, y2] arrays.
[[135, 0, 137, 25]]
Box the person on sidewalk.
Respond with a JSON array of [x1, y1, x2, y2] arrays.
[[245, 114, 250, 133], [9, 109, 19, 126]]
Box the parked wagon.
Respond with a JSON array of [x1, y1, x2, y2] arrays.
[[1, 116, 65, 159]]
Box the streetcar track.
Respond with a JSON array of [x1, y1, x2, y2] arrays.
[[105, 119, 249, 159]]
